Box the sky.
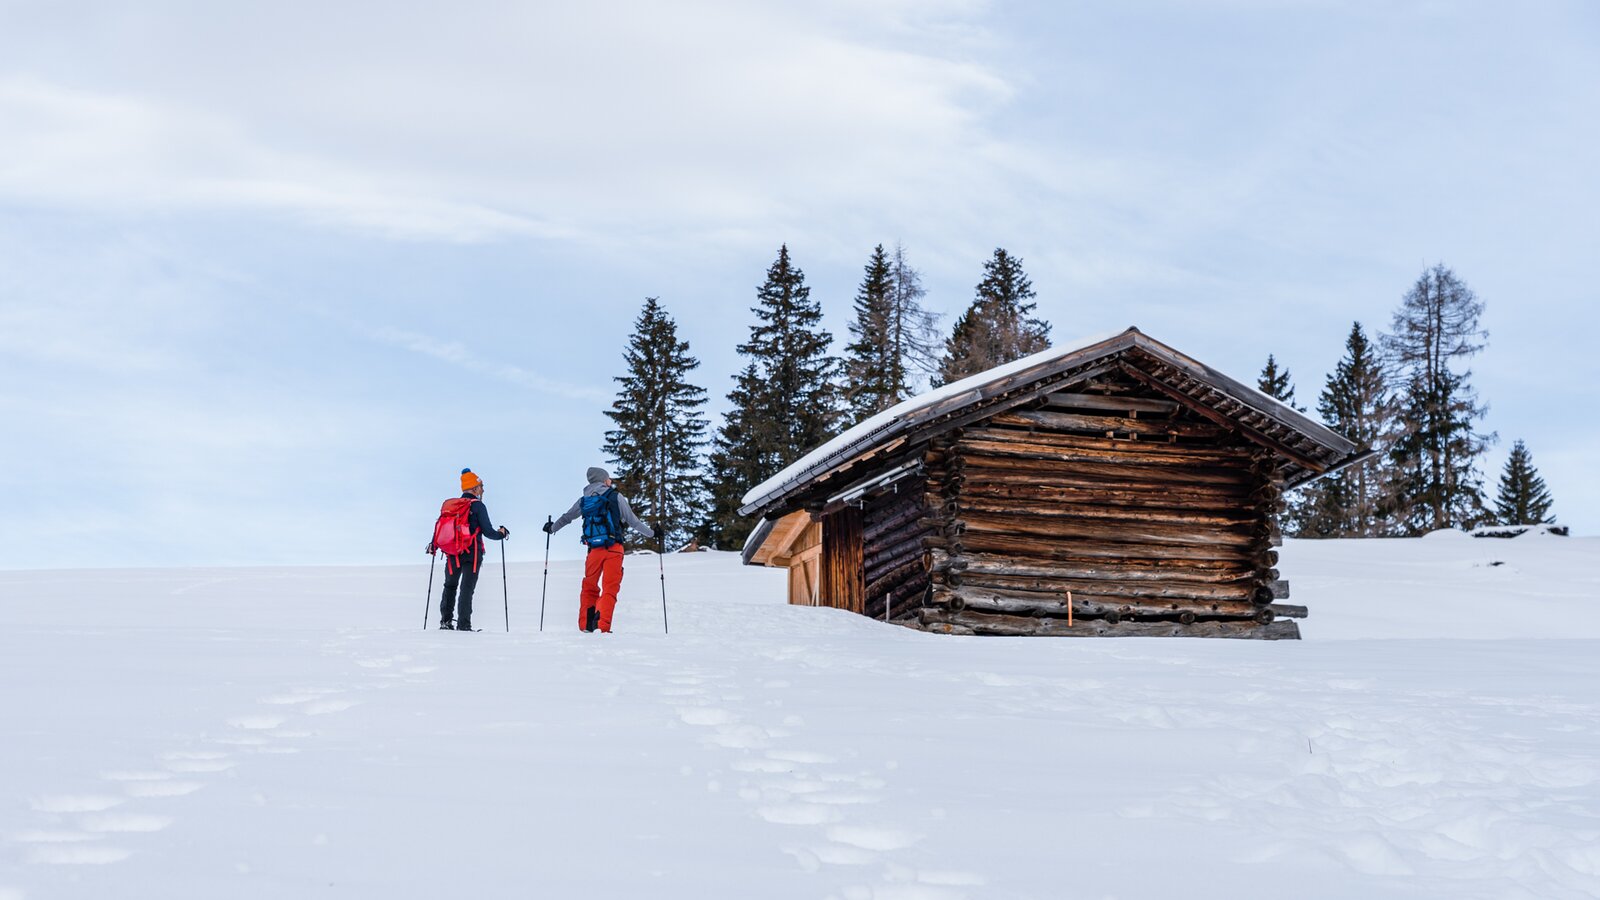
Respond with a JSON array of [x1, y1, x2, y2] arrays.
[[3, 0, 1597, 568]]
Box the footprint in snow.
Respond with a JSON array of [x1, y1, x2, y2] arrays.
[[78, 812, 173, 834], [161, 751, 236, 773], [29, 794, 125, 813], [24, 844, 133, 866], [227, 714, 287, 730]]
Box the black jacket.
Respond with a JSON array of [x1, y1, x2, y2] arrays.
[[460, 492, 504, 556]]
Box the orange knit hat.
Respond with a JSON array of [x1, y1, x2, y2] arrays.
[[460, 468, 482, 491]]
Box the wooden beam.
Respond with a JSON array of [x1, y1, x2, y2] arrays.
[[1045, 392, 1180, 414], [991, 409, 1221, 439], [915, 608, 1301, 639]]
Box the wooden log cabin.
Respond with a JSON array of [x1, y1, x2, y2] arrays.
[[740, 328, 1371, 639]]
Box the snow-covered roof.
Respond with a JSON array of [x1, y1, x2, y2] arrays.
[[739, 327, 1366, 523]]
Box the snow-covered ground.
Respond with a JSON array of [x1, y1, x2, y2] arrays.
[[3, 535, 1598, 899]]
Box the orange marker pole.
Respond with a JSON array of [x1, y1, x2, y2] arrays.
[[1067, 591, 1074, 627]]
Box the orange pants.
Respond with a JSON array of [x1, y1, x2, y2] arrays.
[[579, 544, 625, 632]]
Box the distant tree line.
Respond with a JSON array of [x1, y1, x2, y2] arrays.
[[1256, 264, 1556, 537], [600, 249, 1554, 551]]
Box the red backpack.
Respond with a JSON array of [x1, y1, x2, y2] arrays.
[[431, 498, 480, 563]]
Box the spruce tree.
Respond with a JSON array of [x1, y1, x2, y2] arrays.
[[703, 362, 769, 547], [703, 245, 840, 548], [937, 248, 1050, 385], [842, 245, 899, 422], [1381, 264, 1495, 533], [1297, 323, 1393, 537], [1493, 440, 1555, 525], [601, 297, 709, 550], [1257, 354, 1304, 411], [842, 243, 941, 424]]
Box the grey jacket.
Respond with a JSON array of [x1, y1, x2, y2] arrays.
[[550, 481, 655, 541]]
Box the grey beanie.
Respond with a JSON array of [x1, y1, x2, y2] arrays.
[[587, 467, 610, 484]]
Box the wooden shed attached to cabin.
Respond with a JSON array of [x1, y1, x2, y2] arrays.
[[740, 328, 1371, 639]]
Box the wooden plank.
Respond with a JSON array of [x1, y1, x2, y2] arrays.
[[954, 531, 1259, 563], [956, 445, 1256, 486], [966, 425, 1254, 461], [931, 550, 1253, 583], [957, 482, 1255, 513], [942, 572, 1255, 604], [930, 585, 1260, 618], [915, 608, 1301, 639], [993, 409, 1223, 439], [1044, 392, 1181, 414], [957, 512, 1257, 549], [820, 507, 865, 614], [956, 498, 1258, 529]]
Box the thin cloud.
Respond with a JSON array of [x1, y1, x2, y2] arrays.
[[372, 326, 610, 402]]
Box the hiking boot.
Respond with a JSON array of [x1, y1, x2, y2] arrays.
[[457, 622, 473, 632], [439, 621, 454, 630], [584, 607, 599, 632]]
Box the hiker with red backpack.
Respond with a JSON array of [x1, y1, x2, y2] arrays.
[[542, 467, 655, 633], [429, 468, 509, 631]]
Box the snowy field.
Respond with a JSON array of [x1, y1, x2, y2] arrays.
[[3, 535, 1598, 900]]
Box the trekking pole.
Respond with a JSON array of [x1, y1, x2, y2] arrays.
[[501, 537, 510, 633], [422, 548, 438, 631], [658, 531, 669, 634], [539, 516, 552, 632]]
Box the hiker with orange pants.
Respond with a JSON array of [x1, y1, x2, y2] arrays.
[[543, 467, 655, 633]]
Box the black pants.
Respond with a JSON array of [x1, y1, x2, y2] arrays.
[[439, 551, 481, 627]]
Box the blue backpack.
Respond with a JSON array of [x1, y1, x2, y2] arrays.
[[580, 488, 622, 549]]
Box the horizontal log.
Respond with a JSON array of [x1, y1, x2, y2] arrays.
[[931, 585, 1261, 618], [958, 438, 1255, 477], [1267, 579, 1290, 600], [948, 551, 1255, 581], [1268, 603, 1307, 619], [967, 425, 1252, 464], [1043, 392, 1181, 414], [991, 409, 1225, 439], [864, 541, 925, 582], [864, 500, 923, 533], [957, 512, 1258, 549], [866, 558, 927, 598], [958, 483, 1257, 515], [956, 531, 1258, 563], [978, 424, 1254, 457], [956, 498, 1257, 529], [885, 582, 931, 621], [952, 469, 1253, 502], [949, 572, 1255, 603], [868, 572, 923, 607], [956, 449, 1255, 487], [865, 519, 931, 558], [916, 608, 1301, 640]]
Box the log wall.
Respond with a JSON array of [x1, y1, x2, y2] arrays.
[[860, 474, 933, 622], [904, 385, 1300, 639]]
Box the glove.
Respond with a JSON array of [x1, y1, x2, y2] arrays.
[[426, 542, 437, 555], [542, 520, 555, 534], [499, 526, 510, 538]]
